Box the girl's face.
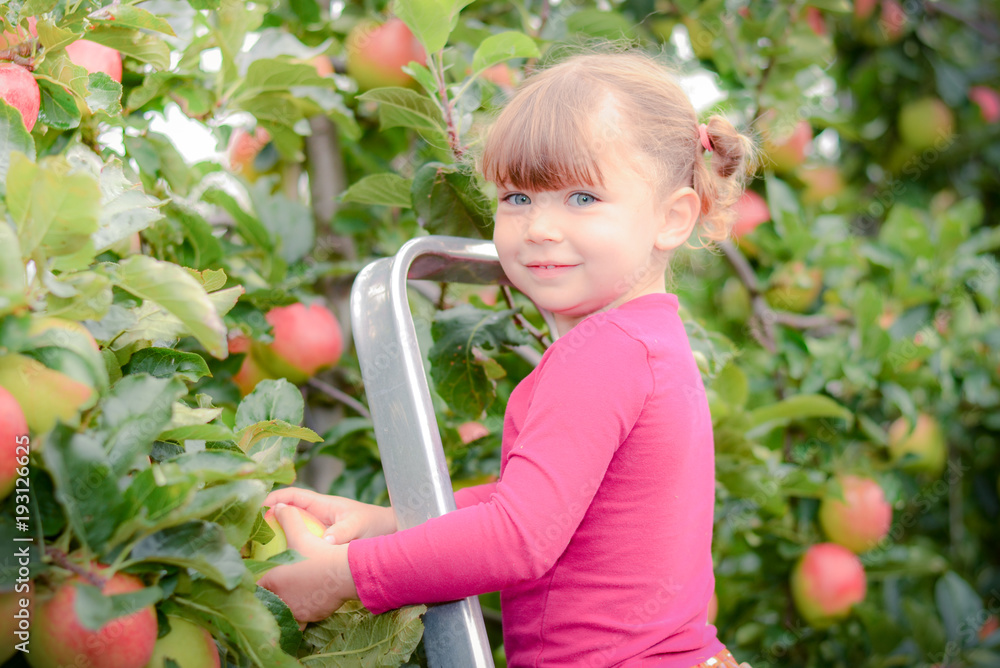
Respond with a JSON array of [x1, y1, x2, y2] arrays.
[[493, 148, 689, 336]]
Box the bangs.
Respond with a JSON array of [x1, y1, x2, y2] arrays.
[[480, 70, 618, 192]]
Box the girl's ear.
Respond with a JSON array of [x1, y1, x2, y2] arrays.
[[654, 186, 701, 251]]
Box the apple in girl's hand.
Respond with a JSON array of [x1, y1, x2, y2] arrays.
[[0, 63, 40, 131], [251, 507, 328, 561], [791, 543, 866, 628], [818, 475, 892, 553], [146, 615, 221, 668]]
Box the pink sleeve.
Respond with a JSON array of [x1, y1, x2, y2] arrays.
[[453, 482, 498, 508], [348, 327, 653, 614]]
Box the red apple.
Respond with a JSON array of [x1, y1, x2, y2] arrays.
[[346, 18, 427, 91], [732, 190, 770, 237], [29, 566, 157, 668], [804, 7, 826, 35], [146, 615, 220, 668], [762, 119, 812, 173], [457, 421, 489, 444], [252, 302, 344, 384], [251, 506, 327, 561], [880, 0, 907, 42], [226, 126, 273, 180], [898, 98, 954, 150], [853, 0, 877, 20], [798, 165, 845, 205], [0, 386, 27, 499], [0, 17, 37, 49], [819, 475, 892, 553], [791, 543, 867, 628], [887, 413, 946, 476], [65, 39, 122, 83], [311, 54, 334, 77], [0, 63, 40, 131], [481, 64, 515, 90], [228, 334, 271, 397], [969, 86, 1000, 123]]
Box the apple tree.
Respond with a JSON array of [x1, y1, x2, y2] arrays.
[[1, 0, 999, 667]]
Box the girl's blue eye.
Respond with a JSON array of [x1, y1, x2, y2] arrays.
[[569, 192, 597, 206], [504, 193, 531, 205]]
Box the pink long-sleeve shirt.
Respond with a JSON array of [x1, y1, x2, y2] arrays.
[[349, 293, 723, 666]]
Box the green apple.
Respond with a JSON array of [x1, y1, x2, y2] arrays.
[[146, 615, 220, 668], [888, 413, 946, 476], [251, 507, 327, 561], [898, 98, 954, 151], [765, 261, 823, 313]]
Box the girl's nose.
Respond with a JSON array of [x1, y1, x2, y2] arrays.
[[523, 209, 562, 243]]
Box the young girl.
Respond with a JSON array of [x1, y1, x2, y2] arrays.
[[259, 49, 754, 667]]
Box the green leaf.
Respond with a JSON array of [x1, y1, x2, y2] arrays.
[[232, 60, 334, 102], [123, 348, 211, 382], [935, 571, 984, 647], [44, 271, 112, 321], [357, 87, 446, 135], [565, 9, 637, 39], [169, 450, 295, 485], [393, 0, 476, 53], [300, 600, 425, 667], [91, 5, 177, 36], [255, 587, 303, 656], [6, 153, 101, 260], [128, 520, 247, 590], [113, 255, 229, 359], [85, 73, 123, 116], [235, 378, 305, 429], [470, 31, 539, 74], [97, 374, 187, 477], [203, 188, 273, 252], [0, 105, 36, 197], [41, 425, 123, 553], [340, 173, 413, 208], [429, 306, 529, 420], [248, 180, 315, 264], [74, 583, 163, 631], [0, 219, 27, 316], [37, 80, 81, 131], [159, 423, 238, 443], [180, 582, 302, 668], [714, 360, 748, 408], [746, 394, 853, 437], [93, 161, 165, 252], [84, 28, 171, 70], [411, 162, 493, 237]]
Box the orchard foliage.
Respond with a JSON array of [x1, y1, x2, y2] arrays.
[[0, 0, 998, 667]]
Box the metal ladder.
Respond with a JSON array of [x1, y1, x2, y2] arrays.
[[350, 235, 508, 668]]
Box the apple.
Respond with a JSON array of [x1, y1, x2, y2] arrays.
[[146, 615, 220, 668], [311, 54, 334, 77], [29, 567, 157, 668], [798, 165, 845, 205], [853, 0, 877, 20], [0, 386, 27, 498], [0, 17, 37, 49], [898, 98, 954, 151], [0, 354, 94, 434], [0, 63, 40, 132], [804, 7, 826, 36], [251, 506, 327, 561], [457, 421, 489, 444], [481, 64, 515, 90], [981, 615, 999, 642], [880, 0, 906, 42], [732, 190, 770, 237], [791, 543, 867, 628], [346, 18, 427, 91], [762, 119, 812, 174], [765, 261, 823, 313], [969, 86, 1000, 123], [252, 302, 344, 385], [226, 126, 273, 179], [887, 413, 947, 476], [65, 39, 123, 83], [819, 475, 892, 553], [228, 334, 271, 397]]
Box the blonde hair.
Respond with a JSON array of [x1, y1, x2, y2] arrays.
[[478, 49, 756, 243]]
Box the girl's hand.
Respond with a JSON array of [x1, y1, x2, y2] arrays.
[[264, 487, 397, 545], [257, 503, 359, 623]]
